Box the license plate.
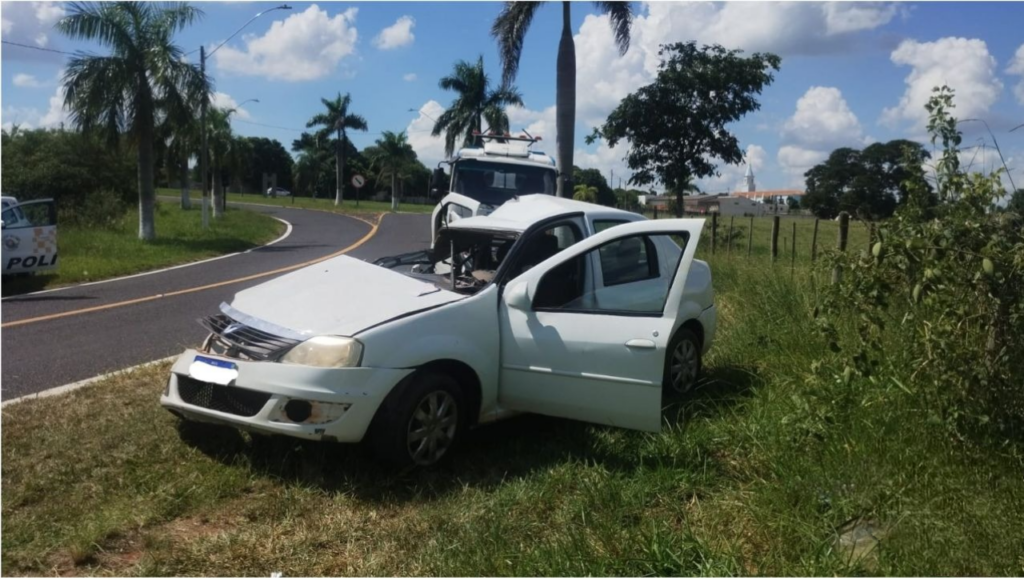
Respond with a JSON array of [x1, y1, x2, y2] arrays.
[[189, 355, 239, 386]]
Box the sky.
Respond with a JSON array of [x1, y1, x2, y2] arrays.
[[2, 0, 1024, 194]]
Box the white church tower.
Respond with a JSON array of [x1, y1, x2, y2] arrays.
[[745, 163, 756, 193]]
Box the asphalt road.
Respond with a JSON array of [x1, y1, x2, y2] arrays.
[[0, 201, 431, 400]]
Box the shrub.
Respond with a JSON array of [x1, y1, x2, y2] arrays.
[[817, 86, 1024, 441]]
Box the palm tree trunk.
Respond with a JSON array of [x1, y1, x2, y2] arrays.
[[555, 0, 576, 198], [335, 127, 344, 206], [180, 151, 191, 210], [138, 122, 157, 240], [213, 159, 224, 218], [391, 172, 398, 211]]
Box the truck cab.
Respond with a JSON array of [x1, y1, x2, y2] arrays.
[[429, 133, 557, 244]]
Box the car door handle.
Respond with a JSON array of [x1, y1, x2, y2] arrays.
[[625, 339, 656, 349]]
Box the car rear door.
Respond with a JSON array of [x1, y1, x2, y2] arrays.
[[2, 199, 58, 275], [497, 219, 705, 432]]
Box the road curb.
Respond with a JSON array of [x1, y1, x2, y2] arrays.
[[1, 356, 177, 409]]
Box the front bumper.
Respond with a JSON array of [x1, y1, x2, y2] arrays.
[[160, 349, 413, 442]]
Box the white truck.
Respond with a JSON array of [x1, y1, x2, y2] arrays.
[[1, 195, 58, 275], [428, 133, 557, 244]]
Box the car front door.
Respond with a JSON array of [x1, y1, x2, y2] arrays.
[[2, 199, 58, 275], [497, 219, 705, 432]]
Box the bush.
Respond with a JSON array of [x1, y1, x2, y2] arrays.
[[817, 86, 1024, 441], [1, 128, 135, 227]]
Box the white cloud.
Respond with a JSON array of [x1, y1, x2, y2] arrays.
[[210, 92, 252, 120], [38, 84, 68, 128], [374, 15, 415, 50], [1, 1, 66, 60], [571, 2, 897, 131], [700, 144, 768, 193], [777, 87, 867, 186], [1006, 44, 1024, 105], [402, 72, 417, 82], [13, 73, 43, 87], [406, 100, 446, 168], [213, 5, 358, 82], [882, 37, 1003, 131], [506, 105, 556, 140]]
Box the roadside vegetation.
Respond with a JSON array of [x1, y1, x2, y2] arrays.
[[1, 202, 283, 296], [156, 188, 434, 216]]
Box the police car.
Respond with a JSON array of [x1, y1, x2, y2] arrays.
[[2, 195, 58, 275]]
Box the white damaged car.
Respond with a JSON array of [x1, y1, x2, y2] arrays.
[[161, 195, 716, 469]]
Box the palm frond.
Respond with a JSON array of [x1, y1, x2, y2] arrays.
[[594, 1, 633, 55], [491, 1, 542, 86], [57, 2, 135, 51]]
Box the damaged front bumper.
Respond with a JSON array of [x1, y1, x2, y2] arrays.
[[160, 349, 413, 442]]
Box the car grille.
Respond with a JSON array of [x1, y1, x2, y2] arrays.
[[176, 375, 272, 417], [199, 313, 300, 361]]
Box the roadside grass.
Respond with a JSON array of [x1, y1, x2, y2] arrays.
[[3, 256, 1023, 576], [156, 188, 435, 216], [1, 202, 283, 296]]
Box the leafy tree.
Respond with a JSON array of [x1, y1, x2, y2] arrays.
[[57, 2, 207, 240], [572, 166, 616, 206], [614, 187, 641, 210], [432, 56, 523, 158], [1006, 188, 1024, 214], [243, 137, 293, 193], [492, 1, 633, 197], [367, 131, 417, 211], [573, 184, 598, 203], [306, 92, 368, 206], [803, 140, 931, 220], [787, 195, 801, 211], [587, 42, 781, 217]]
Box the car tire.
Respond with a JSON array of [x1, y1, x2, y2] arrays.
[[369, 372, 466, 471], [664, 328, 702, 395]]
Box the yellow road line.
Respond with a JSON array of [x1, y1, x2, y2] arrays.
[[2, 214, 383, 329]]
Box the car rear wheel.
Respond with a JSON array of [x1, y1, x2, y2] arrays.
[[664, 328, 701, 395], [370, 372, 465, 471]]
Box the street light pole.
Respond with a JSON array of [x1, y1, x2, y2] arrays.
[[199, 4, 290, 228]]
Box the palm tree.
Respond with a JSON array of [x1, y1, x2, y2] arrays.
[[431, 56, 524, 158], [306, 93, 368, 206], [207, 107, 234, 217], [367, 131, 416, 211], [159, 90, 203, 210], [492, 1, 633, 198], [57, 2, 207, 240]]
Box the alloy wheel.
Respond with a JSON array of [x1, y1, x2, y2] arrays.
[[670, 338, 699, 393], [406, 390, 459, 465]]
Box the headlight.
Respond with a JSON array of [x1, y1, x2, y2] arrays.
[[280, 336, 363, 368], [477, 203, 497, 216]]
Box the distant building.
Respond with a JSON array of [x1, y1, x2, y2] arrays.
[[745, 164, 756, 193]]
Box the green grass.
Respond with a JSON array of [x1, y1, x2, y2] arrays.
[[2, 202, 284, 296], [157, 188, 435, 216], [4, 253, 1022, 576]]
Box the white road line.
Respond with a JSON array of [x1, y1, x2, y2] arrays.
[[1, 216, 293, 300], [1, 356, 177, 409]]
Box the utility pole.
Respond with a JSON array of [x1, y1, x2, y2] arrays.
[[200, 46, 209, 229]]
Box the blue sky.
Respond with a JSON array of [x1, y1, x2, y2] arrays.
[[3, 1, 1024, 194]]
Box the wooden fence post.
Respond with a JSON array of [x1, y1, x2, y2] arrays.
[[831, 211, 850, 284], [811, 218, 820, 262], [728, 216, 735, 256], [771, 215, 780, 262], [711, 212, 718, 255], [747, 216, 754, 257], [791, 221, 797, 271]]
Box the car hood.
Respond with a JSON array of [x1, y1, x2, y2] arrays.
[[227, 255, 463, 337]]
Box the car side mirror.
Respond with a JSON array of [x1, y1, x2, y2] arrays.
[[505, 280, 532, 311], [430, 168, 447, 199]]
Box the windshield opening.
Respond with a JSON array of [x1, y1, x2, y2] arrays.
[[451, 160, 556, 204], [374, 229, 520, 296]]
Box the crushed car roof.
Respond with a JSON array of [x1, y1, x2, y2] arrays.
[[447, 194, 641, 233]]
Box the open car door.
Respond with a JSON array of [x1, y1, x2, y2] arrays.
[[2, 198, 58, 275], [497, 218, 705, 432]]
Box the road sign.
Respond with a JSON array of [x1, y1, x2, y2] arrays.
[[351, 174, 366, 188]]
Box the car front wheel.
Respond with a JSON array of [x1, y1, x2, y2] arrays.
[[665, 328, 702, 394], [370, 372, 465, 470]]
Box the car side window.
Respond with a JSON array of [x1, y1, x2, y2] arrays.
[[533, 233, 688, 316], [506, 221, 582, 280], [593, 219, 628, 233]]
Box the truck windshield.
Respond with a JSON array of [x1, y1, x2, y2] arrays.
[[451, 160, 556, 205]]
